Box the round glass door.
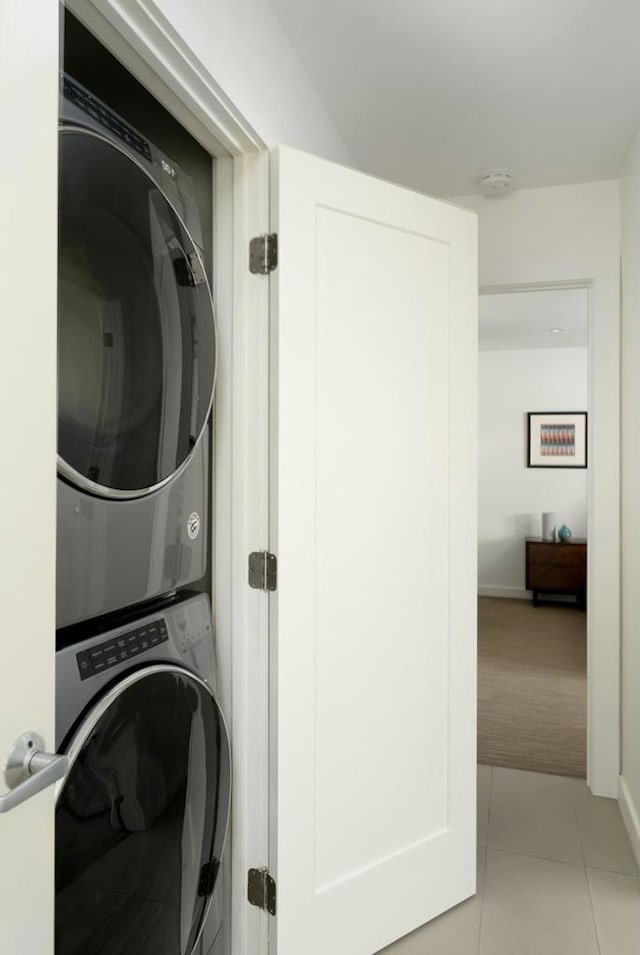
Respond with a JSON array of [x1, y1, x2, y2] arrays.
[[55, 666, 230, 955], [58, 128, 216, 497]]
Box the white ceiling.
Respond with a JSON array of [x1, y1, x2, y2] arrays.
[[479, 288, 589, 350], [266, 0, 640, 196]]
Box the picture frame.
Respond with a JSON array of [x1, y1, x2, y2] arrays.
[[527, 411, 588, 468]]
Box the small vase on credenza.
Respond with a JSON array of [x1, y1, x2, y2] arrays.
[[542, 512, 556, 542]]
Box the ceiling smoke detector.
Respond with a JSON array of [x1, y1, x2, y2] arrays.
[[479, 169, 514, 196]]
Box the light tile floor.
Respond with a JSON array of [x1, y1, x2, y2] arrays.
[[379, 766, 640, 955]]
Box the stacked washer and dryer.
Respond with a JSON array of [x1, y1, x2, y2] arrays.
[[55, 75, 230, 955]]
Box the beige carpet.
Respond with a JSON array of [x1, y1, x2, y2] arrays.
[[478, 597, 586, 778]]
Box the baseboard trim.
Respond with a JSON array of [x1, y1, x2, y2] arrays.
[[478, 586, 530, 601], [618, 775, 640, 868]]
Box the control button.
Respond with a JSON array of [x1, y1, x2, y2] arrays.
[[106, 655, 117, 665], [76, 651, 93, 680], [93, 661, 106, 672]]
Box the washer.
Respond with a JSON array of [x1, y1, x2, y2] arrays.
[[55, 592, 230, 955], [57, 74, 217, 628]]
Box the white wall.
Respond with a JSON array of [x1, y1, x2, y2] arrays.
[[479, 347, 588, 597], [152, 0, 352, 162], [619, 126, 640, 864], [453, 180, 620, 281]]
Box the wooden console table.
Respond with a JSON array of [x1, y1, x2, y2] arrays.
[[525, 537, 587, 609]]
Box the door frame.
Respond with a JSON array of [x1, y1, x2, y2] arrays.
[[64, 2, 272, 953], [479, 272, 620, 798]]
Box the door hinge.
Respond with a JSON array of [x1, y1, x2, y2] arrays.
[[248, 551, 277, 591], [249, 233, 278, 274], [248, 867, 276, 915]]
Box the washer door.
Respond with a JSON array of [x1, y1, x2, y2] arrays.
[[58, 127, 216, 498], [55, 665, 230, 955]]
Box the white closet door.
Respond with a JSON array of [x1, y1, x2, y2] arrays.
[[0, 2, 58, 953], [269, 146, 478, 955]]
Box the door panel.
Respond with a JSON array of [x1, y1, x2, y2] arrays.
[[0, 2, 59, 952], [270, 147, 477, 955], [314, 208, 450, 890]]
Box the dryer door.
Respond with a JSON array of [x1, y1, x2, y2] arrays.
[[55, 665, 230, 955], [57, 128, 216, 498]]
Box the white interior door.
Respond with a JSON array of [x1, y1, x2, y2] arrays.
[[0, 3, 59, 952], [269, 146, 478, 955]]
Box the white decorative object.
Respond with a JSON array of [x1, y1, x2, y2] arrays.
[[542, 512, 556, 541]]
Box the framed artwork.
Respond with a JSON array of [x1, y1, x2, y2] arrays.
[[527, 412, 588, 468]]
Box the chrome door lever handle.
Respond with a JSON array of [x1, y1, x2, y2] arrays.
[[0, 732, 69, 814]]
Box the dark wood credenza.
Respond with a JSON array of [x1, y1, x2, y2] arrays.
[[525, 537, 587, 609]]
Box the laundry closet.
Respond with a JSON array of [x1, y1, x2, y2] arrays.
[[55, 10, 229, 955], [0, 5, 477, 955]]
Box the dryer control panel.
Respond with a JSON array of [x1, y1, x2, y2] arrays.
[[76, 619, 168, 680]]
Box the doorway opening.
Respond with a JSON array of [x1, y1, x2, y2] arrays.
[[477, 285, 589, 778]]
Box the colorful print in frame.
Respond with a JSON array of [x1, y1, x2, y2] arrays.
[[527, 412, 587, 468]]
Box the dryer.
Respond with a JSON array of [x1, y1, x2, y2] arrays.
[[55, 592, 230, 955], [57, 74, 217, 628]]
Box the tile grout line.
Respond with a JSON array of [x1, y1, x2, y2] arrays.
[[568, 778, 588, 871], [584, 867, 603, 955], [484, 844, 588, 868], [586, 862, 640, 879], [572, 779, 633, 955], [569, 778, 602, 954], [476, 766, 493, 955]]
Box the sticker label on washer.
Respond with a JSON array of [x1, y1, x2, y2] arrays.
[[187, 512, 201, 540]]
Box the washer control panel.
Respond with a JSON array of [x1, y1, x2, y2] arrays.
[[76, 619, 168, 680], [56, 593, 215, 750]]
